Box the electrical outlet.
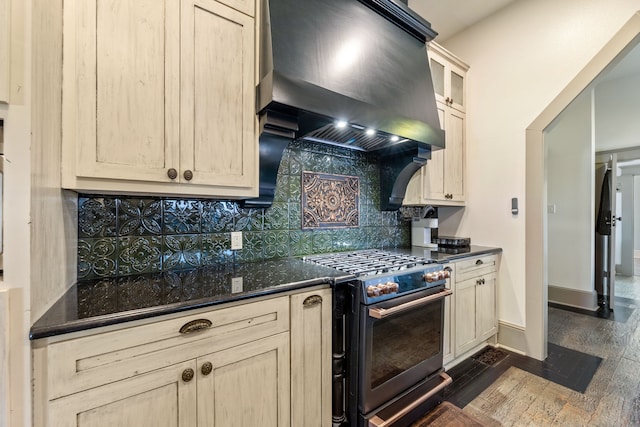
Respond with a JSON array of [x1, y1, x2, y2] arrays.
[[231, 277, 243, 293], [231, 231, 243, 250]]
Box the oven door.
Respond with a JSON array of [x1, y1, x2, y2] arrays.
[[358, 286, 452, 415]]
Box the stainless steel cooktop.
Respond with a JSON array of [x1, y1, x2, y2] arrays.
[[302, 249, 432, 277]]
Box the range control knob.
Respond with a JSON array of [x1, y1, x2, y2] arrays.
[[366, 282, 399, 297], [423, 270, 450, 282]]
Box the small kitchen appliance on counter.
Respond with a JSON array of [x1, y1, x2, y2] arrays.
[[411, 206, 438, 248]]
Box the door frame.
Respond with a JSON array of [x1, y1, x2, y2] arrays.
[[525, 13, 640, 360]]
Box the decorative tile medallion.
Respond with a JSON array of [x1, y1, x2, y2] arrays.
[[301, 171, 359, 229]]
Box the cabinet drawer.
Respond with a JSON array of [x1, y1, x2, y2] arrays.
[[46, 296, 289, 400], [455, 254, 498, 283]]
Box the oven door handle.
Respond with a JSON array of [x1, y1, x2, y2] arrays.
[[368, 289, 452, 319], [368, 372, 453, 427]]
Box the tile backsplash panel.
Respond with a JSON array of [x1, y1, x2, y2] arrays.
[[78, 140, 411, 280]]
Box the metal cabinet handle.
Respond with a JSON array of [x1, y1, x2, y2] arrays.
[[182, 368, 194, 383], [475, 259, 484, 265], [183, 170, 193, 181], [368, 372, 452, 427], [201, 362, 213, 376], [476, 279, 482, 286], [303, 295, 323, 307], [369, 289, 452, 319], [167, 168, 178, 180], [179, 319, 212, 334]]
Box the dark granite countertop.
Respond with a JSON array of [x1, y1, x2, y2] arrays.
[[405, 245, 503, 263], [30, 246, 501, 340], [30, 258, 353, 340]]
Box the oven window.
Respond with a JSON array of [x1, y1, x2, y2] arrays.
[[370, 300, 442, 388]]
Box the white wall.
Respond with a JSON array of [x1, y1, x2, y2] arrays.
[[636, 175, 640, 253], [595, 73, 640, 151], [431, 0, 640, 329], [546, 91, 594, 293]]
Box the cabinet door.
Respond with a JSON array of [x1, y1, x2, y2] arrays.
[[63, 0, 180, 183], [423, 104, 465, 204], [180, 0, 257, 190], [443, 107, 465, 201], [197, 333, 290, 427], [49, 360, 197, 427], [290, 288, 332, 427], [428, 47, 466, 113], [424, 104, 446, 200], [477, 272, 498, 342], [454, 277, 477, 356]]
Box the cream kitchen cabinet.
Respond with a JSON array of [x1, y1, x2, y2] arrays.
[[428, 42, 467, 114], [290, 288, 333, 427], [453, 254, 498, 357], [33, 287, 332, 427], [60, 0, 258, 198], [404, 43, 467, 207]]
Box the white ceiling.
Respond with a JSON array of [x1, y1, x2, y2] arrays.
[[408, 0, 640, 84], [408, 0, 518, 42]]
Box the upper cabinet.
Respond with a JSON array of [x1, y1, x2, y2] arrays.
[[61, 0, 258, 199], [429, 42, 467, 113], [404, 42, 469, 207]]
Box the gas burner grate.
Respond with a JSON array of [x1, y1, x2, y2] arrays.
[[303, 249, 431, 277]]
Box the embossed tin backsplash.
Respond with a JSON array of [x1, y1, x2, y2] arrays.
[[78, 140, 411, 280]]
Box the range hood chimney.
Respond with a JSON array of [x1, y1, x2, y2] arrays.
[[243, 0, 444, 210]]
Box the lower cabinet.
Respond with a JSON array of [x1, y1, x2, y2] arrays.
[[34, 287, 332, 427], [454, 272, 497, 356], [197, 334, 291, 427], [50, 360, 198, 427], [444, 254, 499, 366]]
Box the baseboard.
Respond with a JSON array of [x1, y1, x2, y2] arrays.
[[548, 285, 598, 311], [497, 321, 527, 355]]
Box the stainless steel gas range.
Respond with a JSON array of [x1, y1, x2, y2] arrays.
[[303, 249, 453, 427]]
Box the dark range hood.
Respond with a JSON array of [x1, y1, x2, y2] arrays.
[[242, 0, 445, 210]]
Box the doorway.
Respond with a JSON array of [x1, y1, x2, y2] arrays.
[[525, 14, 640, 361]]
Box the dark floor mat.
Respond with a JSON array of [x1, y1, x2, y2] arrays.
[[471, 347, 508, 366], [516, 343, 602, 393]]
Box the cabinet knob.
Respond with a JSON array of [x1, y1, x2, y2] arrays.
[[182, 368, 195, 382], [184, 170, 193, 181], [167, 168, 178, 180], [201, 362, 213, 376]]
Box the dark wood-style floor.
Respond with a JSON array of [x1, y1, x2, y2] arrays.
[[440, 266, 640, 426]]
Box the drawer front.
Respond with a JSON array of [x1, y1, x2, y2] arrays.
[[455, 254, 498, 283], [47, 296, 289, 400]]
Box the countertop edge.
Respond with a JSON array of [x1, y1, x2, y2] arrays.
[[30, 248, 501, 341], [29, 276, 347, 341]]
